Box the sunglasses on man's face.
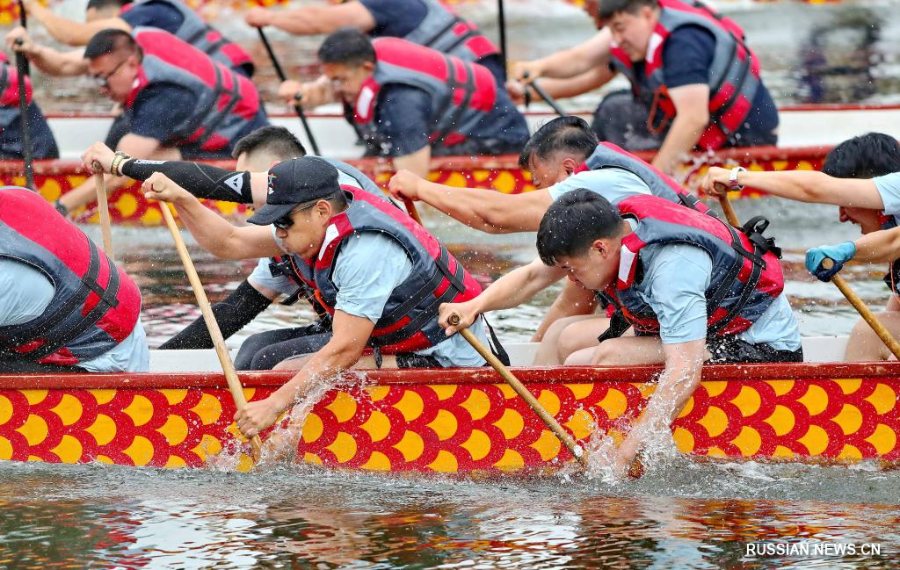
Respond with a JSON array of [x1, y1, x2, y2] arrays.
[[271, 201, 319, 230]]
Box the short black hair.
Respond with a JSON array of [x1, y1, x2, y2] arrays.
[[84, 28, 139, 60], [232, 126, 307, 161], [599, 0, 658, 20], [318, 28, 376, 66], [537, 189, 624, 266], [822, 133, 900, 179], [86, 0, 131, 11], [519, 116, 599, 169]]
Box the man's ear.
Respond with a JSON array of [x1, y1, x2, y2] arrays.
[[561, 157, 579, 175]]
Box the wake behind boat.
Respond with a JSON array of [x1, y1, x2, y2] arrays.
[[1, 336, 896, 473]]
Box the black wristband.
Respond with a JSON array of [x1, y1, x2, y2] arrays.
[[121, 160, 254, 204]]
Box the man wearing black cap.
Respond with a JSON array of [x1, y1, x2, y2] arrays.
[[138, 156, 495, 438]]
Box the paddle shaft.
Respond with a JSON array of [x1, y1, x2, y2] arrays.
[[16, 1, 30, 75], [528, 79, 566, 117], [718, 194, 740, 227], [159, 203, 263, 461], [13, 40, 34, 190], [822, 259, 900, 360], [496, 0, 507, 74], [450, 317, 588, 467], [92, 163, 114, 259], [403, 197, 423, 225], [257, 27, 321, 155]]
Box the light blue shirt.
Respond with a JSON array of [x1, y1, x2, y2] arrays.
[[632, 242, 801, 350], [548, 168, 652, 204], [247, 257, 301, 298], [0, 259, 149, 372], [874, 172, 900, 220], [331, 232, 487, 367]]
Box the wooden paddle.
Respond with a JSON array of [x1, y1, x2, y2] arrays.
[[13, 38, 34, 190], [402, 197, 423, 226], [92, 161, 114, 258], [821, 258, 900, 360], [257, 27, 321, 156], [447, 314, 589, 467], [158, 202, 263, 462], [713, 182, 741, 228]]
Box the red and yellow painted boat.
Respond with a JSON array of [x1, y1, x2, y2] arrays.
[[1, 351, 897, 473]]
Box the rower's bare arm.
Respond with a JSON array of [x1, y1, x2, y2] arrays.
[[142, 173, 280, 260], [439, 258, 567, 334], [392, 147, 432, 180], [613, 338, 705, 476], [703, 168, 885, 209], [6, 27, 88, 76], [234, 310, 374, 437], [853, 226, 900, 264], [390, 171, 554, 233], [526, 67, 615, 101], [651, 84, 710, 174], [28, 1, 129, 47], [511, 29, 612, 81], [245, 3, 375, 35]]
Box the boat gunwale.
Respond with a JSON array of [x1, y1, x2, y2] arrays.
[[1, 360, 898, 390]]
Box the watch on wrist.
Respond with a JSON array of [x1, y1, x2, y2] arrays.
[[728, 166, 747, 191]]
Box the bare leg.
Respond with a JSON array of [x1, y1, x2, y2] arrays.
[[844, 311, 900, 361], [565, 335, 666, 366], [533, 314, 603, 365]]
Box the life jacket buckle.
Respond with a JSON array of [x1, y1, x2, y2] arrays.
[[741, 215, 782, 259]]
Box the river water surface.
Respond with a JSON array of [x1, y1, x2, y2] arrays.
[[2, 1, 900, 568]]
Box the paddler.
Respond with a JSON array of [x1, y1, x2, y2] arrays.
[[701, 132, 900, 361], [83, 125, 407, 369], [44, 28, 269, 218], [389, 115, 712, 364], [439, 190, 801, 477], [507, 0, 779, 174], [279, 29, 528, 176], [0, 185, 148, 373]]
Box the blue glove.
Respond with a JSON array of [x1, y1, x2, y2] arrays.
[[805, 241, 857, 281]]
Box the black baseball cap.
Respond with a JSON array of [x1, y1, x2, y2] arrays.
[[247, 156, 341, 225]]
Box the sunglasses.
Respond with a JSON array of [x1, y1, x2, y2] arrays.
[[272, 201, 318, 230]]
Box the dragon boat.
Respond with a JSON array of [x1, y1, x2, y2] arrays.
[[1, 104, 897, 226], [1, 337, 897, 474]]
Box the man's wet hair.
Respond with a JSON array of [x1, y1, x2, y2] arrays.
[[518, 116, 599, 169], [86, 0, 131, 11], [318, 28, 376, 66], [537, 189, 623, 266], [84, 28, 140, 60], [233, 126, 307, 161], [599, 0, 658, 20], [822, 132, 900, 179]]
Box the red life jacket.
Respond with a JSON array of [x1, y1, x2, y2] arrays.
[[0, 187, 142, 366], [349, 37, 498, 153], [120, 0, 254, 75], [609, 0, 763, 150], [0, 54, 31, 135], [312, 186, 482, 354], [603, 195, 783, 336], [127, 28, 262, 152], [581, 141, 710, 214], [402, 0, 499, 64]]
